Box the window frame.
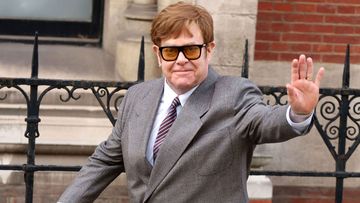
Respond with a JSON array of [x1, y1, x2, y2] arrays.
[[0, 0, 104, 45]]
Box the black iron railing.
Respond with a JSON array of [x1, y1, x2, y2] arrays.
[[252, 44, 360, 203], [0, 35, 359, 203]]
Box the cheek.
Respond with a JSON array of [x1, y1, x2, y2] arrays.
[[161, 62, 172, 73], [161, 63, 176, 80], [194, 61, 207, 73], [195, 63, 209, 81]]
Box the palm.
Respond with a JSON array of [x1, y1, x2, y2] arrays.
[[287, 55, 325, 115]]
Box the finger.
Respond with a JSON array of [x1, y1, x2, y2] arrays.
[[291, 59, 299, 84], [299, 54, 307, 79], [306, 57, 313, 81], [315, 67, 325, 87], [286, 83, 296, 102]]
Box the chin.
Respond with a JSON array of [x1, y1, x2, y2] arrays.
[[172, 83, 192, 92]]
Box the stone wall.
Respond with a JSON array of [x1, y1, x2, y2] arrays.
[[197, 0, 258, 76]]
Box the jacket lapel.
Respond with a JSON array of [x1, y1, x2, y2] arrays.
[[144, 68, 219, 201], [129, 79, 164, 177]]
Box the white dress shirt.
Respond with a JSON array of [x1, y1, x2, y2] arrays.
[[146, 81, 197, 165], [146, 80, 312, 165]]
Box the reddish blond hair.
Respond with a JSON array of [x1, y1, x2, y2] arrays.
[[151, 2, 214, 46]]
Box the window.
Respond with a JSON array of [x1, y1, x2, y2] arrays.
[[0, 0, 104, 45]]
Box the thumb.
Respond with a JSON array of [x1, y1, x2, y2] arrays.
[[286, 84, 296, 102]]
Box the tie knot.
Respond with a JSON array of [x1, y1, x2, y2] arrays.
[[171, 97, 181, 108]]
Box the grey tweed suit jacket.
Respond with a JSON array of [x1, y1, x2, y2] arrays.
[[58, 68, 306, 203]]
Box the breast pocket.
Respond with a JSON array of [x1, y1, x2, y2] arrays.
[[191, 127, 234, 176]]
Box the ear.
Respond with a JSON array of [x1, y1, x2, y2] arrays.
[[206, 41, 216, 61], [152, 45, 162, 67]]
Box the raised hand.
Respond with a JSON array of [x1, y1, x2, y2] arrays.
[[286, 54, 325, 115]]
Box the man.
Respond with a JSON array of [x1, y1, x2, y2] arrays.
[[59, 2, 324, 203]]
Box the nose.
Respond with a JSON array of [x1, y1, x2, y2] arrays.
[[176, 51, 188, 64]]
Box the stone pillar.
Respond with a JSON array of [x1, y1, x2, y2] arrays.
[[115, 1, 161, 81], [248, 146, 273, 202], [247, 175, 273, 203], [134, 0, 156, 4], [196, 0, 258, 76], [157, 0, 193, 11]]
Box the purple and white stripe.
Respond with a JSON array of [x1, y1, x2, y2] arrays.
[[153, 97, 180, 160]]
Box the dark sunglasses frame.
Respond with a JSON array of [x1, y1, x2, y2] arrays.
[[159, 44, 207, 61]]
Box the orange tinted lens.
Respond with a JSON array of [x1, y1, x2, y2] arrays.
[[162, 47, 179, 60], [183, 46, 201, 59]]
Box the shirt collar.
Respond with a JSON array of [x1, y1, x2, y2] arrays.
[[163, 80, 198, 107]]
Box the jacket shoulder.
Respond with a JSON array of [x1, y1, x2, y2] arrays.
[[216, 75, 260, 92], [126, 78, 162, 97]]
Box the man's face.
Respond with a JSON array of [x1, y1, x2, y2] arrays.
[[153, 22, 215, 95]]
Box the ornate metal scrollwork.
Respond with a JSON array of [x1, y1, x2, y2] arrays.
[[346, 95, 360, 141], [264, 92, 288, 106], [260, 86, 288, 106], [0, 84, 30, 108], [316, 95, 341, 140], [114, 94, 124, 112], [91, 86, 126, 126], [60, 86, 82, 102], [24, 117, 41, 138], [0, 86, 7, 100], [32, 82, 129, 127], [37, 86, 82, 105]]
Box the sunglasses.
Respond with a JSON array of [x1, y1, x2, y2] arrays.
[[159, 44, 207, 61]]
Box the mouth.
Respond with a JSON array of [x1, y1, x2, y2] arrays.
[[173, 69, 193, 73]]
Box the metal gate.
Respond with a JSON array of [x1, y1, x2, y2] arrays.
[[0, 35, 359, 203]]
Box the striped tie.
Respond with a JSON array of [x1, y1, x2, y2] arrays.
[[153, 96, 181, 160]]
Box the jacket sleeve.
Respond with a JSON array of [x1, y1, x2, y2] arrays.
[[233, 78, 309, 144], [58, 92, 129, 203]]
